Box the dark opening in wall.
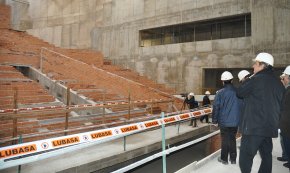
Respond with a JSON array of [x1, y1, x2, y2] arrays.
[[14, 66, 30, 77], [202, 67, 284, 94], [140, 13, 251, 47], [57, 93, 62, 100]]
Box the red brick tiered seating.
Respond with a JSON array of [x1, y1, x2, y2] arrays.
[[0, 66, 56, 109]]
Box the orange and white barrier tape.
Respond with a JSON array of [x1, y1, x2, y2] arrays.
[[0, 108, 212, 169]]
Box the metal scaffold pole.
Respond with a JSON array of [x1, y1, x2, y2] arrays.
[[161, 112, 167, 173], [65, 87, 70, 136]]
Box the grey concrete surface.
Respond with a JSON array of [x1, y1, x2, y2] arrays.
[[177, 136, 290, 173]]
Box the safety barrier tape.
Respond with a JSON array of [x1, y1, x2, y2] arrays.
[[0, 108, 212, 168], [0, 99, 169, 113]]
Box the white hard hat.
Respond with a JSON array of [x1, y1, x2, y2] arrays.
[[189, 92, 194, 96], [221, 71, 233, 81], [205, 91, 210, 95], [283, 65, 290, 75], [238, 70, 250, 81], [253, 52, 274, 66]]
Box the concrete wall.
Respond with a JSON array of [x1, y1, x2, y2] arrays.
[[93, 0, 290, 93], [93, 0, 254, 93], [8, 0, 97, 48], [8, 0, 290, 93], [251, 0, 290, 67]]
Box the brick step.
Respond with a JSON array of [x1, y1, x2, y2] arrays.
[[0, 95, 55, 102], [0, 66, 18, 71], [0, 104, 13, 109], [0, 84, 44, 90], [146, 106, 162, 114], [110, 105, 133, 112], [86, 93, 124, 101], [0, 90, 50, 96], [37, 113, 66, 120], [0, 73, 25, 79]]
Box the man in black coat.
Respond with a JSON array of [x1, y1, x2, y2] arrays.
[[184, 92, 198, 126], [237, 53, 285, 173], [200, 90, 211, 123], [279, 66, 290, 170]]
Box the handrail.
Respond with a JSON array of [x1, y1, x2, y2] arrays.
[[11, 0, 29, 5], [0, 106, 210, 143], [0, 98, 173, 116], [0, 99, 173, 144], [112, 129, 220, 173], [0, 112, 162, 144]]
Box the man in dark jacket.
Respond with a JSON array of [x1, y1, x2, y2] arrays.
[[212, 71, 241, 165], [200, 91, 211, 123], [237, 53, 285, 173], [184, 92, 199, 126], [279, 65, 290, 170]]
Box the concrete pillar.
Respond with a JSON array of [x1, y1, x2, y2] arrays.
[[10, 0, 32, 31], [251, 0, 290, 52], [251, 0, 290, 66], [251, 0, 274, 51]]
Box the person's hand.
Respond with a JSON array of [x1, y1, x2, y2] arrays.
[[212, 122, 218, 127]]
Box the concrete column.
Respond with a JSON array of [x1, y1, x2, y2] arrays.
[[251, 0, 275, 51], [251, 0, 290, 52], [10, 0, 32, 31]]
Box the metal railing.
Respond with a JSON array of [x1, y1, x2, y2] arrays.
[[0, 98, 174, 145], [113, 129, 220, 173]]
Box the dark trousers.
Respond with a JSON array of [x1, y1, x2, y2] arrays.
[[220, 127, 238, 162], [200, 115, 209, 123], [239, 135, 273, 173], [282, 134, 290, 163], [189, 118, 197, 127], [280, 133, 289, 159]]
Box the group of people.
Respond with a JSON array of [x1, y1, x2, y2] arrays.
[[183, 90, 211, 126], [211, 52, 290, 173]]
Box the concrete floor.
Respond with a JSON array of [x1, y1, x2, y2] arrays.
[[177, 136, 290, 173]]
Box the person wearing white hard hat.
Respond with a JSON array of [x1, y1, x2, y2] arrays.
[[252, 52, 274, 74], [280, 73, 288, 86], [279, 65, 290, 169], [238, 70, 251, 82], [237, 53, 285, 173], [183, 92, 198, 126], [200, 91, 211, 123], [212, 71, 241, 165]]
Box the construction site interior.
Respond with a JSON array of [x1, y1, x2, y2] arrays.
[[0, 4, 184, 147]]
